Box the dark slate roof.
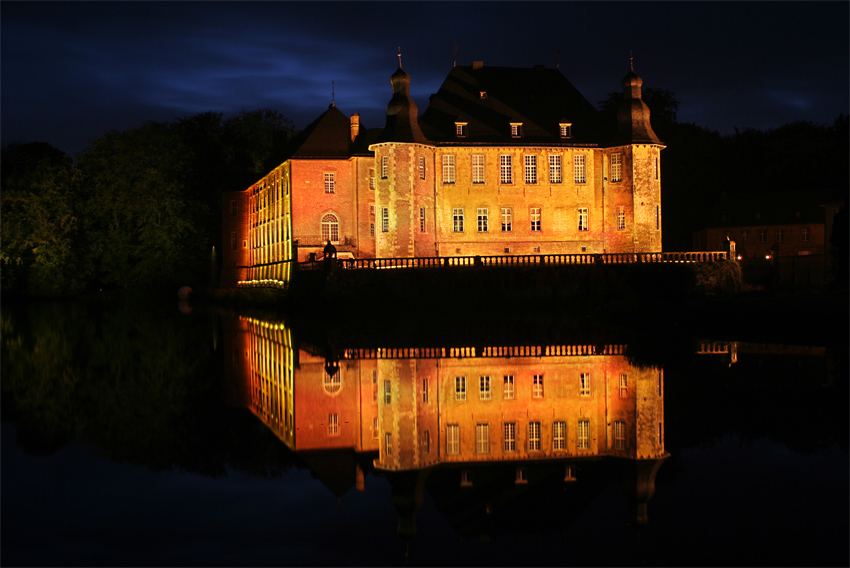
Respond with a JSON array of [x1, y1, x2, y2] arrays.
[[287, 104, 358, 159], [702, 190, 832, 228], [419, 64, 602, 144]]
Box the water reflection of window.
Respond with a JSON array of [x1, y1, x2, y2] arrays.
[[657, 371, 663, 396], [372, 418, 379, 440], [455, 377, 467, 401], [324, 373, 341, 395], [447, 424, 460, 454], [553, 421, 566, 450], [479, 376, 491, 400], [385, 433, 393, 455], [614, 421, 626, 450], [384, 381, 391, 404], [619, 374, 628, 397], [503, 422, 516, 452], [328, 414, 339, 436], [533, 375, 544, 398], [422, 379, 429, 403], [516, 467, 527, 484], [580, 373, 591, 396], [423, 430, 430, 454], [528, 422, 541, 451], [461, 470, 472, 487], [476, 424, 490, 453], [658, 422, 663, 446], [503, 375, 515, 399], [578, 419, 590, 449], [372, 372, 377, 403]]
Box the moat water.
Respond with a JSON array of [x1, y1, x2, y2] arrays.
[[2, 299, 847, 567]]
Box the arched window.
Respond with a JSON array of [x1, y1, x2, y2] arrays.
[[323, 373, 341, 396], [321, 214, 339, 244]]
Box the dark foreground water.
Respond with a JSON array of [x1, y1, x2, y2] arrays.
[[2, 299, 847, 567]]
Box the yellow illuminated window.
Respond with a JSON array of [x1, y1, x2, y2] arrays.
[[528, 421, 541, 450], [574, 154, 586, 184], [447, 424, 460, 454], [577, 419, 590, 449], [475, 423, 490, 453], [479, 376, 491, 400], [580, 373, 591, 396], [455, 376, 466, 401], [503, 422, 516, 452], [553, 421, 566, 450], [549, 155, 562, 184]]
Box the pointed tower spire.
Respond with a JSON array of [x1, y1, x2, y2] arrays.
[[377, 52, 428, 143], [616, 57, 661, 145]]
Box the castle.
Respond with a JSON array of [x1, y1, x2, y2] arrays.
[[222, 57, 664, 288]]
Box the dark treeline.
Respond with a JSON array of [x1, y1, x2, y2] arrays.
[[2, 99, 847, 296], [1, 110, 295, 296]]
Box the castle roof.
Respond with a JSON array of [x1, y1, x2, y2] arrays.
[[287, 104, 375, 159], [419, 64, 602, 144]]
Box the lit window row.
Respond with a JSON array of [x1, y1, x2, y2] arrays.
[[445, 419, 592, 454], [441, 153, 590, 185]]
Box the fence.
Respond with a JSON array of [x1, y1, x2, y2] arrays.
[[298, 250, 730, 272]]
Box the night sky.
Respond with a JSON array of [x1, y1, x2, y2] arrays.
[[2, 1, 848, 155]]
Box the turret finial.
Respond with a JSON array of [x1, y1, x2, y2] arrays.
[[397, 46, 402, 68], [331, 80, 335, 107], [629, 50, 634, 71]]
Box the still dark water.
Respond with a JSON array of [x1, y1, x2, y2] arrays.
[[2, 299, 847, 567]]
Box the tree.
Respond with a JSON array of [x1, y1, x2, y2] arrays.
[[1, 143, 88, 295]]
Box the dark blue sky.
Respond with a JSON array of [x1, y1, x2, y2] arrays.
[[2, 1, 848, 155]]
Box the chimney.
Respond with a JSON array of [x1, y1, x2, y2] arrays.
[[472, 61, 484, 69], [350, 113, 360, 142]]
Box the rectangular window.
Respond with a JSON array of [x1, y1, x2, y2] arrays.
[[420, 207, 426, 232], [776, 229, 784, 243], [370, 205, 375, 216], [453, 208, 464, 232], [614, 421, 626, 450], [455, 376, 467, 401], [658, 422, 663, 446], [553, 421, 566, 450], [385, 432, 393, 455], [423, 430, 430, 454], [419, 157, 426, 180], [617, 206, 626, 230], [801, 227, 810, 242], [524, 155, 537, 184], [528, 422, 541, 451], [580, 373, 591, 396], [328, 413, 339, 435], [501, 207, 512, 232], [619, 374, 628, 397], [532, 375, 544, 398], [382, 208, 389, 232], [442, 154, 456, 184], [422, 379, 429, 403], [510, 123, 522, 138], [230, 231, 237, 250], [384, 381, 392, 404], [373, 417, 379, 439], [230, 200, 237, 216], [559, 123, 572, 138], [324, 172, 335, 193], [500, 155, 513, 184], [370, 171, 376, 190], [503, 422, 517, 452], [381, 157, 388, 179], [758, 229, 766, 243], [472, 154, 485, 184], [370, 223, 375, 237], [477, 208, 488, 232], [503, 375, 515, 399], [475, 424, 490, 453], [530, 207, 541, 232], [372, 372, 377, 403], [549, 155, 562, 184], [479, 376, 491, 400], [578, 208, 588, 231], [656, 205, 660, 230], [447, 424, 460, 455], [577, 419, 590, 449], [574, 154, 587, 184], [610, 153, 623, 182]]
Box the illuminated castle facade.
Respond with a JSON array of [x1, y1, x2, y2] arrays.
[[221, 59, 664, 287]]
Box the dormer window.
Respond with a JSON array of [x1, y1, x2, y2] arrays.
[[455, 122, 468, 138], [510, 123, 523, 138], [479, 91, 487, 99], [559, 123, 572, 138]]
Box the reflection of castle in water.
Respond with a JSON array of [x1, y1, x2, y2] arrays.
[[222, 314, 670, 533]]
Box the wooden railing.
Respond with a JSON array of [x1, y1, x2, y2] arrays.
[[298, 251, 729, 272]]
